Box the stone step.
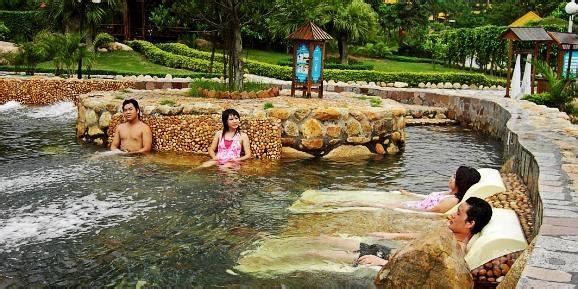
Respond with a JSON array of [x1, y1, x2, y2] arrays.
[[405, 118, 457, 126]]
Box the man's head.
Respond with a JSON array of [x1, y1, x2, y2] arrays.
[[122, 99, 140, 122], [448, 197, 492, 236]]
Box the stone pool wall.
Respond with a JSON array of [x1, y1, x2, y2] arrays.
[[267, 106, 406, 156], [76, 91, 406, 158], [77, 98, 282, 159], [368, 87, 577, 288]]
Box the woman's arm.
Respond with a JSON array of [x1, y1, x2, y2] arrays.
[[235, 133, 252, 161], [428, 197, 458, 213], [368, 232, 420, 240], [208, 131, 220, 160]]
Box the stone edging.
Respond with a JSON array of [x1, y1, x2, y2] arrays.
[[365, 87, 577, 287]]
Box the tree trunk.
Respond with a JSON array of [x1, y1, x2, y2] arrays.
[[339, 33, 348, 65], [209, 44, 215, 73], [226, 0, 243, 91]]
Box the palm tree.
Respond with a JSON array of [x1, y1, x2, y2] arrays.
[[320, 0, 378, 64], [43, 0, 120, 40]]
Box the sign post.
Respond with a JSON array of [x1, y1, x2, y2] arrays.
[[287, 22, 333, 98]]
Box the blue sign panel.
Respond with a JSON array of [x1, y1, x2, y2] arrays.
[[562, 50, 578, 78], [295, 43, 309, 83], [312, 44, 322, 83]]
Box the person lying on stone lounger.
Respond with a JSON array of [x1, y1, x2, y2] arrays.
[[327, 166, 481, 213], [309, 197, 492, 266]]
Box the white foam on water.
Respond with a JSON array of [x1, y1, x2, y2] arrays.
[[25, 102, 77, 120], [0, 165, 85, 195], [0, 101, 23, 112], [0, 193, 154, 252]]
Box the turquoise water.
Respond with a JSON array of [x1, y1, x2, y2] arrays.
[[0, 101, 503, 287]]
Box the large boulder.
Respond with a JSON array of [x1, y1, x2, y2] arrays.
[[0, 41, 19, 53], [323, 145, 372, 159], [375, 227, 473, 289], [108, 42, 133, 52]]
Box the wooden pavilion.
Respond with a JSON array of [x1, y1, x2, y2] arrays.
[[547, 32, 578, 78], [100, 0, 189, 40], [500, 27, 553, 97]]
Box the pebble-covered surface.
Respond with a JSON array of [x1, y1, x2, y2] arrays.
[[487, 173, 534, 241], [106, 115, 282, 159], [0, 77, 136, 105], [469, 172, 534, 288], [471, 251, 522, 287]]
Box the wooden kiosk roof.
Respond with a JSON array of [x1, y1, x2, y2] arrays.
[[287, 22, 333, 41], [501, 27, 553, 42], [548, 32, 578, 46]]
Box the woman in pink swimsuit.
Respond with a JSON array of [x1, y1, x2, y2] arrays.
[[326, 166, 481, 213], [400, 166, 481, 212], [202, 109, 252, 167]]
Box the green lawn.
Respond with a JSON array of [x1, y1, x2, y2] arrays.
[[23, 48, 502, 81], [244, 48, 504, 80], [36, 51, 194, 76]]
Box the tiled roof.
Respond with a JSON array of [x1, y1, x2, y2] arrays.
[[287, 22, 333, 41]]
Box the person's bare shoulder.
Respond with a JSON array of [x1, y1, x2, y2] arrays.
[[138, 121, 151, 130], [116, 122, 129, 132]]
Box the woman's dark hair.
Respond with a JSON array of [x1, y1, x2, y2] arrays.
[[122, 99, 141, 117], [221, 109, 240, 137], [454, 166, 481, 201], [465, 197, 493, 234]]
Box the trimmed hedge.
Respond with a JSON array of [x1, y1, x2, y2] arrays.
[[0, 65, 218, 78], [155, 42, 293, 80], [277, 60, 374, 71], [127, 40, 213, 72], [325, 70, 503, 87], [384, 54, 444, 65], [134, 41, 504, 86], [0, 11, 43, 40]]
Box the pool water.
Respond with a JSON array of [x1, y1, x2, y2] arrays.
[[0, 101, 503, 287]]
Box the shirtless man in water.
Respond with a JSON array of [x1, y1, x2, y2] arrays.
[[110, 99, 152, 153], [310, 197, 493, 266]]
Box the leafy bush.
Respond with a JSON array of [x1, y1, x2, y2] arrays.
[[0, 22, 8, 40], [350, 42, 393, 58], [159, 99, 176, 106], [94, 32, 115, 49], [522, 93, 554, 106], [149, 5, 177, 31], [135, 41, 503, 86], [15, 41, 48, 75], [188, 79, 273, 97], [0, 11, 43, 41], [523, 60, 577, 113]]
